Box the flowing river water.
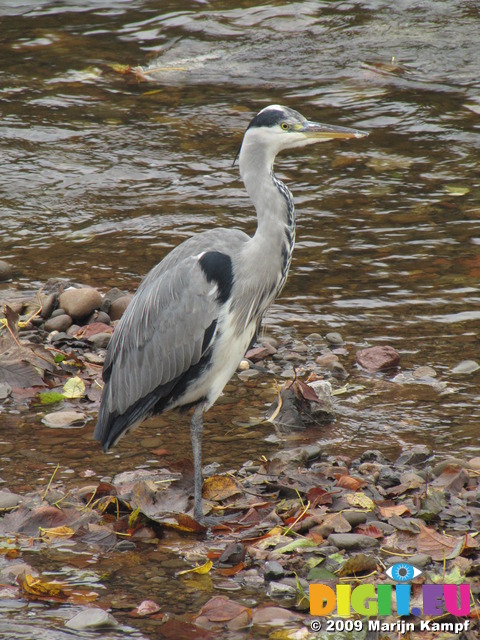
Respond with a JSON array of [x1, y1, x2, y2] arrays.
[[0, 1, 479, 637]]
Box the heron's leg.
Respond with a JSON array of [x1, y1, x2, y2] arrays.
[[190, 405, 204, 521]]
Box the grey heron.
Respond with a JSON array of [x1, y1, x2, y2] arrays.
[[94, 105, 367, 522]]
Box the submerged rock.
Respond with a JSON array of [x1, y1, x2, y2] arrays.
[[0, 260, 13, 281], [356, 345, 400, 372], [65, 608, 118, 630]]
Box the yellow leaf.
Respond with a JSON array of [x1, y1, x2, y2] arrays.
[[128, 507, 141, 528], [21, 574, 64, 597], [178, 560, 213, 576], [62, 376, 85, 399], [40, 526, 75, 541], [202, 475, 240, 501], [345, 492, 375, 510]]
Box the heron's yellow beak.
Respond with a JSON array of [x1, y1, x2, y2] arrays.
[[300, 121, 368, 140]]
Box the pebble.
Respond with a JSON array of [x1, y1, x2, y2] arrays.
[[0, 260, 13, 281], [367, 520, 395, 534], [109, 295, 133, 321], [325, 332, 344, 346], [264, 560, 285, 581], [413, 365, 437, 379], [267, 581, 296, 598], [451, 359, 480, 374], [0, 489, 22, 510], [59, 287, 102, 321], [396, 445, 431, 466], [100, 287, 126, 313], [377, 466, 402, 489], [39, 293, 56, 319], [42, 410, 86, 429], [0, 382, 12, 400], [356, 345, 400, 372], [327, 533, 380, 551], [65, 608, 118, 630], [44, 314, 72, 333], [341, 510, 368, 527], [88, 332, 112, 349], [359, 450, 387, 464], [88, 310, 111, 325], [51, 308, 67, 318]]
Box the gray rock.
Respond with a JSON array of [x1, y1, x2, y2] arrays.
[[359, 450, 387, 464], [59, 287, 102, 321], [267, 581, 296, 598], [39, 293, 56, 319], [451, 360, 480, 375], [65, 608, 118, 630], [100, 287, 126, 313], [0, 490, 22, 510], [88, 332, 112, 349], [367, 520, 395, 535], [396, 445, 432, 466], [341, 510, 368, 527], [0, 382, 12, 400], [51, 308, 66, 318], [0, 260, 13, 281], [327, 533, 380, 551], [44, 314, 72, 333], [109, 295, 133, 321], [88, 310, 111, 325], [264, 560, 285, 581], [377, 466, 402, 489], [325, 332, 344, 346]]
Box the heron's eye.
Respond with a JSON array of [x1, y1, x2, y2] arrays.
[[280, 122, 290, 130]]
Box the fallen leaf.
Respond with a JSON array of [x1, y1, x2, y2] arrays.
[[416, 524, 460, 560], [336, 475, 365, 491], [216, 562, 245, 577], [202, 475, 240, 501], [354, 524, 384, 539], [338, 553, 378, 577], [178, 560, 213, 576], [345, 492, 375, 510], [62, 376, 85, 399], [378, 503, 410, 518], [40, 526, 75, 541]]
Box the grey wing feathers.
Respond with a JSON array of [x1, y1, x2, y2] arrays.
[[102, 255, 219, 418], [95, 227, 249, 449]]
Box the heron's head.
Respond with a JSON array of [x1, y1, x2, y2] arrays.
[[237, 104, 367, 170]]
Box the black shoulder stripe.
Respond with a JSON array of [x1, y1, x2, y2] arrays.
[[199, 251, 234, 305]]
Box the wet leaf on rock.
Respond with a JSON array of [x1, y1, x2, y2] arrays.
[[202, 475, 241, 501], [62, 375, 85, 399], [40, 526, 75, 541], [196, 595, 252, 627]]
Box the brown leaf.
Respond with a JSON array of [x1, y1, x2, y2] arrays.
[[338, 553, 378, 577], [202, 475, 241, 502], [216, 562, 245, 577], [378, 503, 410, 518], [354, 524, 384, 539], [154, 618, 212, 640], [416, 523, 460, 560], [307, 487, 333, 507], [336, 475, 365, 491], [197, 596, 251, 624]]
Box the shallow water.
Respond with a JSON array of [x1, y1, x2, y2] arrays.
[[0, 0, 479, 637]]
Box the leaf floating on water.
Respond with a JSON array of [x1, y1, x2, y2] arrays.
[[62, 376, 85, 399], [444, 184, 470, 197], [177, 559, 213, 576], [20, 573, 64, 598], [42, 410, 86, 429]]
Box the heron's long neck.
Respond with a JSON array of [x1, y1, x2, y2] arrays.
[[239, 142, 296, 284]]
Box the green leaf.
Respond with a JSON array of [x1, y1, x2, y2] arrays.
[[54, 353, 66, 364], [307, 566, 338, 582], [275, 538, 318, 554], [39, 391, 66, 405], [63, 376, 85, 399], [295, 572, 309, 609]]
